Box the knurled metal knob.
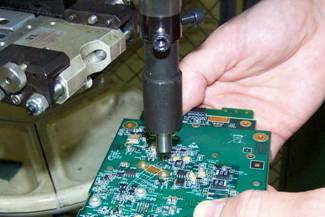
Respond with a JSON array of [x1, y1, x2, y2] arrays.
[[0, 62, 27, 94]]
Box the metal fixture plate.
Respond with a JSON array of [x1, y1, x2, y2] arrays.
[[0, 9, 35, 31], [63, 0, 134, 29]]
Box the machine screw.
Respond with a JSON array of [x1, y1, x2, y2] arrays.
[[181, 9, 205, 25], [122, 23, 134, 40], [88, 15, 98, 25], [26, 93, 49, 116], [10, 94, 22, 105], [153, 34, 170, 53]]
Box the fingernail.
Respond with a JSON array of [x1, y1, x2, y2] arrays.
[[194, 199, 226, 217]]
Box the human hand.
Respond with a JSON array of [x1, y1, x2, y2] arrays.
[[180, 0, 325, 216], [180, 0, 325, 159], [193, 187, 325, 217]]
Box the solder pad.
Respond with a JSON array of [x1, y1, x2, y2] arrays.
[[78, 108, 270, 217]]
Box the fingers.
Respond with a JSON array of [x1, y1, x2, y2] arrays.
[[194, 188, 325, 217], [180, 22, 241, 113], [181, 62, 207, 113]]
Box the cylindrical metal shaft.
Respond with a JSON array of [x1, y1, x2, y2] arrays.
[[140, 0, 181, 17], [140, 0, 183, 156], [157, 134, 173, 154]]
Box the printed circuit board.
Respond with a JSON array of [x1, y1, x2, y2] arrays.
[[78, 108, 270, 217]]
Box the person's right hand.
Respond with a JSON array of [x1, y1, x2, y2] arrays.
[[179, 0, 325, 216], [181, 0, 325, 159]]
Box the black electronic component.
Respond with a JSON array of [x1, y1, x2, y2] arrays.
[[243, 147, 253, 153], [126, 168, 137, 178], [176, 178, 185, 187], [128, 184, 137, 195], [174, 160, 184, 168], [175, 169, 186, 187], [188, 108, 206, 116], [215, 166, 230, 180], [177, 170, 187, 178], [211, 179, 227, 189], [112, 207, 121, 215], [117, 171, 125, 177], [128, 189, 135, 195], [119, 183, 127, 192]]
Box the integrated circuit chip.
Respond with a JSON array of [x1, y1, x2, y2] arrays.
[[174, 160, 184, 168], [215, 166, 230, 180], [126, 168, 137, 178], [175, 177, 185, 187], [177, 170, 187, 178], [211, 179, 227, 189]]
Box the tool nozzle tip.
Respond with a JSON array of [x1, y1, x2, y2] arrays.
[[157, 133, 172, 155]]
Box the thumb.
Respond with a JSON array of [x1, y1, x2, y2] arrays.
[[193, 188, 325, 217]]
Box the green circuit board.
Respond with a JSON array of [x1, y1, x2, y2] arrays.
[[78, 108, 270, 217]]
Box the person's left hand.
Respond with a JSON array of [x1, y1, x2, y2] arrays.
[[193, 187, 325, 217]]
